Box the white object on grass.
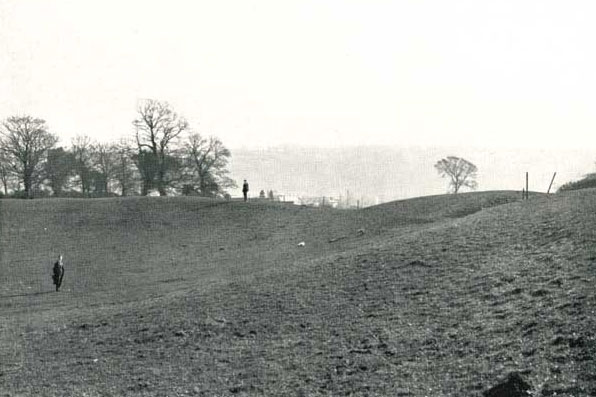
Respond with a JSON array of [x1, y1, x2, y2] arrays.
[[297, 241, 305, 247]]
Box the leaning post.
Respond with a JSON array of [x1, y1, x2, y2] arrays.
[[547, 172, 557, 194]]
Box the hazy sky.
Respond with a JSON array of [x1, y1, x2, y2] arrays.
[[1, 0, 596, 151]]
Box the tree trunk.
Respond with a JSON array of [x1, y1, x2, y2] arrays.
[[24, 173, 33, 199], [120, 173, 128, 196], [1, 173, 8, 195], [156, 173, 166, 195], [198, 168, 208, 196], [157, 167, 167, 196], [156, 154, 167, 196]]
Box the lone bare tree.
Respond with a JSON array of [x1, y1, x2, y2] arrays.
[[133, 99, 188, 196], [434, 156, 478, 193], [0, 116, 58, 198]]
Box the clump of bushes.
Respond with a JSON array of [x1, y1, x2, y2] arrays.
[[558, 173, 596, 192]]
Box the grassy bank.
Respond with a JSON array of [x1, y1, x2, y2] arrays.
[[1, 191, 594, 396]]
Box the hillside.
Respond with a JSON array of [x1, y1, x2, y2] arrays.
[[0, 191, 595, 396]]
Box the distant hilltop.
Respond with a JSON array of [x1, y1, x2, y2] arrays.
[[228, 145, 596, 204]]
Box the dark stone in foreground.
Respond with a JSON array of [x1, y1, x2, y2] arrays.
[[483, 372, 532, 397], [407, 260, 429, 267]]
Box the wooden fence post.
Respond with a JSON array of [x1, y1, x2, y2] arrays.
[[547, 172, 557, 194]]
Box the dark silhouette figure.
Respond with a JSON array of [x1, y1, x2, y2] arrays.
[[242, 180, 249, 202], [52, 255, 65, 292]]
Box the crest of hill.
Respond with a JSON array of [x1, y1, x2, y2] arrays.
[[363, 190, 527, 224]]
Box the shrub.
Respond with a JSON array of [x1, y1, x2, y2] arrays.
[[558, 173, 596, 192], [9, 190, 28, 199]]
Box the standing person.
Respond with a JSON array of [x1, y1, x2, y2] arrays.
[[52, 255, 65, 292], [242, 179, 249, 202]]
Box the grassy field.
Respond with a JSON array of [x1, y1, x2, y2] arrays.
[[0, 190, 594, 396]]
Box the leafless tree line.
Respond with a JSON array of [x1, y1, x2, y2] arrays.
[[0, 100, 235, 199]]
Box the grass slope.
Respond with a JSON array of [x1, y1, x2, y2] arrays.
[[0, 191, 594, 396]]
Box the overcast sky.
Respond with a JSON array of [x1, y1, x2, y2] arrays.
[[1, 0, 596, 151]]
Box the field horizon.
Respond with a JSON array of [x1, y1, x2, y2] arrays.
[[1, 190, 595, 396]]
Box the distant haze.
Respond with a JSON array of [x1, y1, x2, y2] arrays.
[[2, 1, 596, 151], [229, 145, 596, 203]]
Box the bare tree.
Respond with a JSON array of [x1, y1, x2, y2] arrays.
[[183, 133, 236, 197], [71, 135, 95, 196], [133, 99, 188, 196], [0, 116, 58, 198], [113, 139, 137, 196], [94, 142, 118, 195], [0, 150, 15, 195], [434, 156, 478, 193]]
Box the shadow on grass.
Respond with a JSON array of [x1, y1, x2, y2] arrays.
[[1, 290, 56, 299]]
